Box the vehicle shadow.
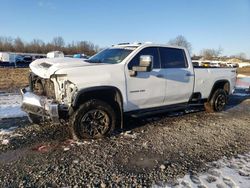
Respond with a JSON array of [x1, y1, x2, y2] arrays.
[[121, 106, 204, 133], [120, 89, 250, 134], [225, 88, 250, 111]]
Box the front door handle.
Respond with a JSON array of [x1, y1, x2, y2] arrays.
[[156, 74, 164, 78], [186, 73, 194, 77]]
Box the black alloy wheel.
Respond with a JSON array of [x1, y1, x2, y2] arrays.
[[70, 99, 116, 139], [214, 92, 227, 111], [80, 109, 110, 137], [205, 89, 227, 112]]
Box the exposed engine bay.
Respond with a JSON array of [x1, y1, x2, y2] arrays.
[[29, 73, 56, 99]]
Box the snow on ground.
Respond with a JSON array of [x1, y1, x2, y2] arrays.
[[164, 152, 250, 188], [0, 92, 26, 119], [234, 75, 250, 97], [237, 74, 249, 78], [0, 92, 26, 144], [236, 75, 250, 89], [0, 126, 23, 145], [233, 92, 250, 97]]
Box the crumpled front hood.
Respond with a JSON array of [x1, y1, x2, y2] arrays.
[[29, 57, 97, 78]]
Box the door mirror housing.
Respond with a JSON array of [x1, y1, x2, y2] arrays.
[[139, 55, 153, 68], [130, 55, 153, 76]]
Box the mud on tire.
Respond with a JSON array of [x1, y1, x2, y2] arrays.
[[205, 89, 227, 112]]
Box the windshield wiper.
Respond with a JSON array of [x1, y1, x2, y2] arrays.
[[86, 59, 102, 63]]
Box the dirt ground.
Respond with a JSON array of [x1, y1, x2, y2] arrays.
[[0, 93, 249, 187], [238, 67, 250, 76], [0, 68, 29, 91]]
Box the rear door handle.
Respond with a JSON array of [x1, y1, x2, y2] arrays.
[[156, 74, 164, 78]]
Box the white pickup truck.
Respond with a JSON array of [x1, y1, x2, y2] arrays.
[[21, 43, 237, 139]]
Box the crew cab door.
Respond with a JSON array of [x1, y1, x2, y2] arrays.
[[159, 47, 194, 105], [125, 47, 166, 111]]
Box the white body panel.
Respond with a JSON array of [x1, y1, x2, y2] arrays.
[[164, 68, 194, 105], [125, 68, 166, 111], [30, 57, 97, 78], [28, 43, 237, 113], [56, 63, 128, 107], [194, 68, 236, 98]]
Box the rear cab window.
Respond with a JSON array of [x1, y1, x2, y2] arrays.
[[159, 47, 188, 68]]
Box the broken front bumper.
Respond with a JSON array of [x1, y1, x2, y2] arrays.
[[21, 87, 59, 123]]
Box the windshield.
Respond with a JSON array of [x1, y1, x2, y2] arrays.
[[86, 48, 133, 64]]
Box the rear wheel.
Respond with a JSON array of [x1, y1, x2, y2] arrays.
[[70, 99, 116, 139], [205, 89, 227, 112]]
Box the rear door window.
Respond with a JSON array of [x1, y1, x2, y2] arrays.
[[159, 47, 188, 68]]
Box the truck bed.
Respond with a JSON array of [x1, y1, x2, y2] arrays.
[[193, 68, 237, 99]]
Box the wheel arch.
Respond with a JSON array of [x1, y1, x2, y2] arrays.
[[72, 86, 124, 128], [208, 79, 230, 100]]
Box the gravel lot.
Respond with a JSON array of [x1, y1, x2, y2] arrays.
[[0, 92, 250, 187]]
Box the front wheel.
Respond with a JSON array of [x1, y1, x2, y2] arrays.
[[204, 89, 227, 112], [70, 99, 116, 139], [28, 113, 42, 124]]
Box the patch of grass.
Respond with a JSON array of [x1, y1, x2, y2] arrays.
[[0, 68, 29, 90], [237, 67, 250, 76]]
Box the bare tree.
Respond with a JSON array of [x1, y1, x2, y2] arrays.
[[14, 37, 24, 52], [200, 47, 223, 60], [234, 52, 246, 60], [51, 36, 65, 48], [27, 39, 45, 53], [0, 37, 4, 51], [0, 37, 14, 52], [168, 35, 192, 54]]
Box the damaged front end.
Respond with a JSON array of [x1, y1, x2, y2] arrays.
[[21, 73, 77, 124], [21, 87, 59, 123]]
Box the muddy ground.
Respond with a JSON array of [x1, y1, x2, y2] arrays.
[[0, 93, 249, 187]]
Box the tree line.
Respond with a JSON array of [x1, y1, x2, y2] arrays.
[[0, 36, 99, 56], [0, 35, 248, 61]]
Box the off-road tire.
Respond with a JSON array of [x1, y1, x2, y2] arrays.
[[70, 99, 116, 139], [204, 89, 227, 112], [28, 113, 42, 124]]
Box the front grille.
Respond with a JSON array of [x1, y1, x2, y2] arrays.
[[30, 73, 56, 99]]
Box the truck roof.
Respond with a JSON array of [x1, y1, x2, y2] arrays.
[[111, 42, 187, 50]]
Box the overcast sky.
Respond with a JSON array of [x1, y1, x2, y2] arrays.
[[0, 0, 249, 57]]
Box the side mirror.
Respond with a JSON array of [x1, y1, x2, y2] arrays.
[[130, 55, 153, 76], [139, 55, 153, 68]]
